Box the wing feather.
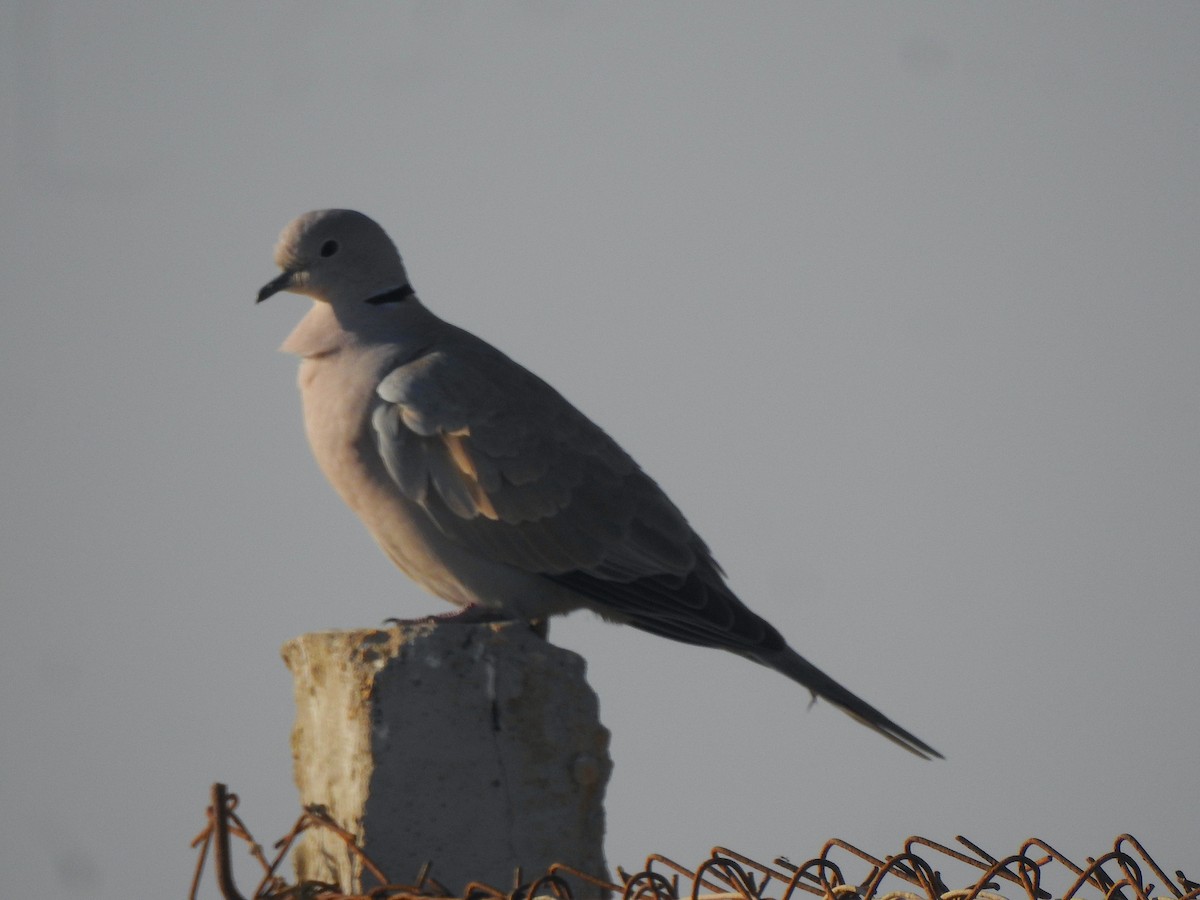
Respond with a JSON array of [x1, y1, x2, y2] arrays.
[[371, 335, 696, 581]]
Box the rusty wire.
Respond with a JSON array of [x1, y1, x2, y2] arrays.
[[191, 783, 1197, 900]]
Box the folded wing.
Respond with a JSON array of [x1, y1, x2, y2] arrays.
[[372, 336, 701, 581]]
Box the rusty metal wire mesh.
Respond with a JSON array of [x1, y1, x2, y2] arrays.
[[191, 783, 1198, 900]]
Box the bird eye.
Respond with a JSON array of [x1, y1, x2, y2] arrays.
[[319, 240, 339, 258]]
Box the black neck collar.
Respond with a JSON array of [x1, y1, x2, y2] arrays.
[[365, 284, 416, 305]]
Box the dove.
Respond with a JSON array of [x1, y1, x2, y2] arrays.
[[258, 209, 941, 759]]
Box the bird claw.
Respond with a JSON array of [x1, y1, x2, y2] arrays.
[[382, 607, 548, 638]]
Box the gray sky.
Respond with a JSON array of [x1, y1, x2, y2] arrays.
[[2, 4, 1198, 898]]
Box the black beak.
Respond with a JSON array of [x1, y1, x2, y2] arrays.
[[256, 270, 295, 304]]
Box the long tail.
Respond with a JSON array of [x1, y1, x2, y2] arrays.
[[547, 563, 941, 758], [758, 647, 943, 760]]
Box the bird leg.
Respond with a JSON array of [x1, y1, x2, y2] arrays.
[[383, 605, 549, 639]]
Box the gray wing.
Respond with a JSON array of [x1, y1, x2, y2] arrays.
[[370, 335, 705, 584]]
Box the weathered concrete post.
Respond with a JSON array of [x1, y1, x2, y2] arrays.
[[282, 621, 611, 894]]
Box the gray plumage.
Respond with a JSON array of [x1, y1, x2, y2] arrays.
[[258, 208, 941, 760]]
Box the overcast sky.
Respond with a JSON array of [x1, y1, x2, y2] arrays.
[[2, 4, 1198, 898]]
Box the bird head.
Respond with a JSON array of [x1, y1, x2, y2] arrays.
[[257, 209, 411, 306]]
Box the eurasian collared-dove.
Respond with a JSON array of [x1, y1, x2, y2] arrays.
[[258, 208, 940, 759]]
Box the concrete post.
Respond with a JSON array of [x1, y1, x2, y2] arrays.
[[281, 621, 611, 894]]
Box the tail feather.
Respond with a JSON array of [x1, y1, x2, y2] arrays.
[[547, 564, 941, 758], [759, 647, 943, 760]]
